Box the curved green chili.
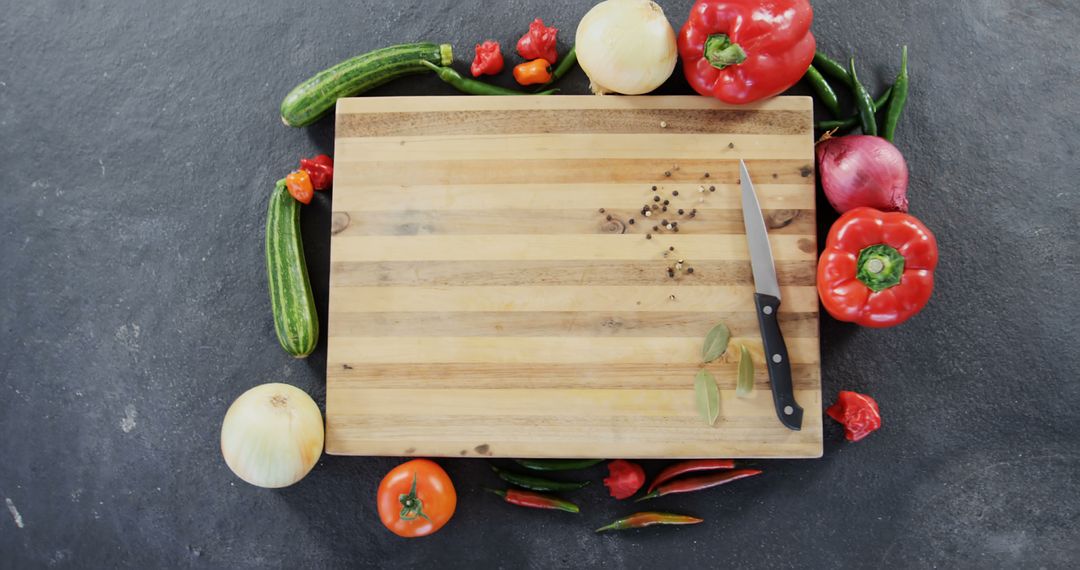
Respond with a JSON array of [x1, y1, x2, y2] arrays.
[[514, 458, 603, 471], [491, 466, 590, 492], [882, 46, 909, 142], [848, 57, 877, 136], [804, 65, 842, 117], [537, 45, 577, 91], [595, 512, 703, 532], [813, 50, 852, 87], [421, 61, 558, 96], [815, 87, 893, 131]]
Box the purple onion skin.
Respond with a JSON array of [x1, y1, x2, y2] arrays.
[[816, 135, 909, 213]]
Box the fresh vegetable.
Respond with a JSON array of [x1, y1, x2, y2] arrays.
[[815, 87, 892, 131], [576, 0, 678, 95], [678, 0, 815, 104], [817, 208, 938, 327], [701, 322, 730, 363], [636, 469, 762, 501], [514, 458, 604, 471], [266, 179, 318, 358], [816, 134, 909, 214], [421, 61, 558, 96], [487, 488, 580, 513], [220, 383, 323, 489], [378, 459, 457, 538], [513, 59, 553, 86], [882, 46, 909, 142], [804, 65, 842, 117], [471, 40, 504, 77], [603, 460, 646, 499], [285, 169, 314, 205], [491, 466, 590, 492], [646, 459, 735, 493], [596, 512, 703, 532], [812, 50, 852, 87], [299, 154, 333, 190], [540, 45, 578, 89], [827, 391, 882, 442], [848, 58, 878, 136], [736, 344, 754, 397], [517, 18, 559, 64], [280, 43, 452, 127], [694, 369, 720, 425]]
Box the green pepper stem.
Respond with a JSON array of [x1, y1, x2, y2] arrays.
[[634, 491, 659, 502], [856, 244, 905, 292], [704, 34, 747, 70]]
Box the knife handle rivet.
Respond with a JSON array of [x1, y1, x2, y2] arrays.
[[784, 405, 794, 415], [762, 306, 773, 315], [772, 354, 782, 363]]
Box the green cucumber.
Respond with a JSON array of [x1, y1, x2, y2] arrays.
[[266, 179, 317, 358], [281, 42, 453, 127]]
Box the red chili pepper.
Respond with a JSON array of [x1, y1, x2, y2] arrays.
[[827, 391, 882, 442], [603, 460, 645, 500], [470, 40, 504, 77], [818, 207, 938, 328], [513, 59, 552, 86], [284, 169, 314, 205], [595, 512, 703, 532], [677, 0, 816, 104], [516, 18, 558, 64], [486, 488, 579, 513], [298, 154, 333, 190], [646, 459, 735, 493], [636, 469, 761, 501]]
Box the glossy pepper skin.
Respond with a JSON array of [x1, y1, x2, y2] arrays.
[[678, 0, 816, 104], [516, 18, 559, 64], [470, 40, 504, 77], [827, 391, 881, 442], [513, 59, 553, 85], [596, 512, 703, 532], [486, 488, 579, 513], [284, 169, 314, 204], [603, 460, 645, 499], [299, 154, 333, 190], [818, 208, 938, 328]]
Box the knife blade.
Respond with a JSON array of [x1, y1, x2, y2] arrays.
[[739, 159, 803, 431]]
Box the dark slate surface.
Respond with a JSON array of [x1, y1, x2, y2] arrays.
[[2, 0, 1078, 567]]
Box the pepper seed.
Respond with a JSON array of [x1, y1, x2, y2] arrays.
[[660, 121, 668, 128], [644, 210, 652, 217]]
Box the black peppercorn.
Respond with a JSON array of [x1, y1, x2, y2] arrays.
[[672, 190, 679, 196], [664, 171, 671, 177], [599, 208, 605, 213], [628, 219, 635, 225], [646, 234, 652, 240], [704, 172, 710, 178], [606, 215, 612, 221], [651, 185, 657, 191], [654, 196, 660, 202], [687, 268, 695, 274], [678, 209, 684, 215]]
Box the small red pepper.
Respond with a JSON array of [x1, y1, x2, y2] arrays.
[[516, 18, 558, 64], [486, 488, 579, 513], [646, 459, 735, 494], [513, 59, 552, 86], [596, 512, 703, 532], [470, 40, 504, 77], [827, 391, 882, 442], [298, 154, 333, 190], [603, 460, 646, 499], [284, 169, 314, 205], [818, 207, 938, 328], [636, 469, 762, 501], [678, 0, 816, 104]]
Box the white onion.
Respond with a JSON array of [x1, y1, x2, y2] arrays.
[[575, 0, 677, 95], [221, 383, 324, 488]]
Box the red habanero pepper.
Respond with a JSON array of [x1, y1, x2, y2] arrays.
[[603, 460, 646, 499], [596, 512, 703, 532], [517, 18, 559, 64], [284, 169, 314, 205], [636, 469, 762, 501], [486, 488, 579, 513], [470, 40, 504, 77], [678, 0, 816, 104], [298, 154, 333, 190], [646, 459, 735, 494], [513, 59, 552, 86], [827, 391, 882, 442], [817, 208, 938, 328]]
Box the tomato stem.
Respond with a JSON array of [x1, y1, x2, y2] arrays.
[[398, 472, 431, 521]]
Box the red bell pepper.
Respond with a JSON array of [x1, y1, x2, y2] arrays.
[[678, 0, 816, 104], [817, 208, 938, 328], [517, 18, 559, 64], [827, 391, 882, 442], [470, 40, 504, 77]]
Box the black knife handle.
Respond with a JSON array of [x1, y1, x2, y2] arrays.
[[754, 293, 803, 431]]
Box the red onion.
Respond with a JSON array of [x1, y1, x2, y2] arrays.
[[816, 135, 909, 213]]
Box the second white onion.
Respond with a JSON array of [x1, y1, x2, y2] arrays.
[[575, 0, 678, 95]]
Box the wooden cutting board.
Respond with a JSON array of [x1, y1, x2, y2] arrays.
[[326, 95, 822, 458]]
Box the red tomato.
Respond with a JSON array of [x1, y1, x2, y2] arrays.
[[377, 459, 456, 538], [603, 459, 645, 499]]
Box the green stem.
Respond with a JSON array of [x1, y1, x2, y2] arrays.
[[704, 34, 747, 70], [856, 244, 905, 291], [398, 473, 431, 521]]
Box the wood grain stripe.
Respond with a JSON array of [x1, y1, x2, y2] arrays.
[[326, 336, 820, 364], [328, 285, 819, 313], [335, 95, 814, 114]]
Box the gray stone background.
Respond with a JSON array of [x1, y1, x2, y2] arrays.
[[2, 0, 1078, 568]]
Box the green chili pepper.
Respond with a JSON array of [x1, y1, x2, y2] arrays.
[[486, 488, 580, 513], [514, 458, 604, 471], [421, 61, 558, 96], [537, 45, 577, 91], [848, 57, 877, 136], [814, 86, 893, 131], [803, 65, 842, 117], [813, 50, 852, 87], [882, 46, 909, 142], [595, 512, 703, 532], [491, 466, 590, 492]]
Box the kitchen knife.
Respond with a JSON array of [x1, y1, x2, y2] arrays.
[[739, 159, 803, 431]]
